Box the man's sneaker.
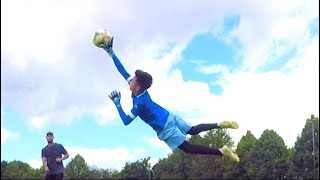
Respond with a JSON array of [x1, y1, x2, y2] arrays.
[[219, 121, 239, 129], [220, 145, 240, 163]]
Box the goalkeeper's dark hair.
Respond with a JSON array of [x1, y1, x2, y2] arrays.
[[135, 70, 153, 90]]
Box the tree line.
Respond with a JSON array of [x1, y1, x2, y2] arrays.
[[1, 115, 319, 179]]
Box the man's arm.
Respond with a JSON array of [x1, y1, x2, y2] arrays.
[[104, 48, 132, 83], [56, 145, 69, 162], [42, 157, 47, 168], [62, 153, 69, 160], [56, 154, 69, 162], [41, 157, 49, 172], [41, 149, 49, 172]]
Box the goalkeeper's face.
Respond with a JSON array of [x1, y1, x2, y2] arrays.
[[129, 76, 141, 95]]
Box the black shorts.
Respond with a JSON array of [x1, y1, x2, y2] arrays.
[[45, 173, 64, 180]]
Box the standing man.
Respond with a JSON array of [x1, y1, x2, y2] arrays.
[[41, 131, 69, 180]]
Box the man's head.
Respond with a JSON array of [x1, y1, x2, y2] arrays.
[[129, 70, 153, 95], [46, 131, 54, 144]]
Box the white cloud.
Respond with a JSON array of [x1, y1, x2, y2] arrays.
[[1, 128, 19, 144], [26, 145, 149, 170], [29, 115, 50, 130], [1, 0, 97, 69], [225, 0, 318, 71], [175, 36, 318, 148], [27, 146, 163, 170], [203, 1, 317, 148], [142, 135, 171, 152], [27, 159, 42, 169], [149, 157, 161, 169], [95, 104, 119, 126], [132, 147, 146, 156], [112, 25, 318, 149], [196, 64, 230, 75], [65, 146, 137, 170], [121, 0, 318, 149], [26, 147, 137, 170]]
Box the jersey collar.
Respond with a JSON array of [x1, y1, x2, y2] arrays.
[[136, 90, 147, 98]]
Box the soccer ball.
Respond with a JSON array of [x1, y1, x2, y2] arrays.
[[92, 29, 113, 48]]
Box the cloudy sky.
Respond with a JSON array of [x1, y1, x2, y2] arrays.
[[1, 0, 319, 171]]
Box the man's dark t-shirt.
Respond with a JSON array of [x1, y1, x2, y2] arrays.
[[41, 143, 68, 175]]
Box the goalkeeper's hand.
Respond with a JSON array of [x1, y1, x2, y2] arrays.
[[109, 90, 121, 108], [102, 37, 114, 56]]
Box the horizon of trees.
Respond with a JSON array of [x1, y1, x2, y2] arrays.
[[1, 115, 319, 179]]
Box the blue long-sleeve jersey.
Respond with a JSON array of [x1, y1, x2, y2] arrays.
[[106, 49, 169, 132]]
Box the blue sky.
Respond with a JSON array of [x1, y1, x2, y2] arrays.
[[1, 0, 319, 170]]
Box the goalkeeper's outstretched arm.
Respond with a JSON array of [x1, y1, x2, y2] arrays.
[[109, 91, 135, 125], [104, 48, 132, 83], [116, 105, 134, 125]]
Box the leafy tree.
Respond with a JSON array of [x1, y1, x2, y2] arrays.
[[236, 130, 257, 158], [1, 161, 9, 179], [65, 154, 90, 179], [287, 115, 319, 179], [3, 163, 19, 179], [87, 166, 103, 179], [153, 152, 182, 179], [153, 150, 194, 179], [118, 157, 152, 179], [87, 165, 119, 179], [3, 160, 33, 179], [203, 129, 235, 148], [153, 129, 236, 179], [224, 130, 257, 179], [27, 166, 45, 179], [102, 168, 119, 179], [246, 129, 290, 179], [188, 129, 235, 179]]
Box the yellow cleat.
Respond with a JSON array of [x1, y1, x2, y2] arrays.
[[219, 121, 239, 129], [220, 145, 240, 163]]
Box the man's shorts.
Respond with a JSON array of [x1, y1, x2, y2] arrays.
[[157, 113, 192, 150]]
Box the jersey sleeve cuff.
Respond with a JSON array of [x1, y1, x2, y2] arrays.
[[126, 76, 133, 83], [128, 112, 137, 119]]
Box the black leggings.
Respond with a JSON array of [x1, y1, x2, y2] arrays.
[[178, 123, 222, 155], [187, 123, 220, 135]]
